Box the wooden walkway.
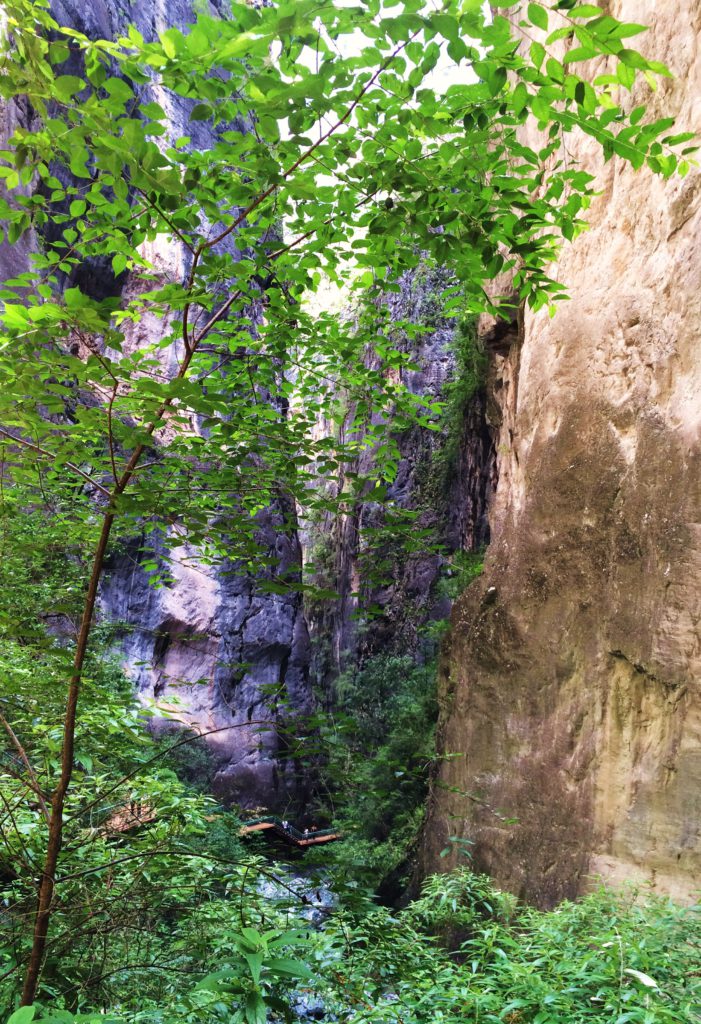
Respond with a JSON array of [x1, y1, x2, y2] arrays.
[[102, 801, 156, 834], [97, 803, 340, 848], [240, 817, 341, 847]]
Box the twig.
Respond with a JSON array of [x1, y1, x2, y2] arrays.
[[0, 712, 50, 823]]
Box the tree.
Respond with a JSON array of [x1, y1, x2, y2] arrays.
[[0, 0, 693, 1007]]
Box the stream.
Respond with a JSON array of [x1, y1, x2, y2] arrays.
[[256, 865, 337, 1022]]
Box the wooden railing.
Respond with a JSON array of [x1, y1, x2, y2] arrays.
[[240, 816, 341, 846]]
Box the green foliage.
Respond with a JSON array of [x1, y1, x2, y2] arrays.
[[408, 867, 517, 947], [0, 0, 696, 1013], [0, 0, 692, 581], [195, 926, 316, 1024], [5, 874, 701, 1023], [436, 548, 485, 602], [155, 729, 215, 794], [319, 653, 437, 892], [0, 684, 251, 1011], [436, 313, 488, 478], [312, 876, 701, 1023], [449, 883, 701, 1024], [0, 492, 255, 1012]]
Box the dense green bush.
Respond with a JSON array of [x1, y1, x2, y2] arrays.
[[316, 653, 438, 894], [315, 874, 700, 1023], [10, 872, 698, 1023]]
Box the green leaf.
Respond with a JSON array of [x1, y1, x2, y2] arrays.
[[49, 42, 70, 64], [618, 48, 648, 69], [161, 28, 185, 59], [531, 95, 552, 122], [7, 1010, 36, 1024], [610, 22, 648, 39], [530, 41, 545, 69], [186, 28, 210, 56], [240, 926, 263, 949], [190, 104, 212, 121], [545, 57, 564, 83], [663, 131, 696, 145], [617, 62, 635, 88], [527, 3, 548, 30], [243, 951, 264, 984], [53, 75, 84, 100], [512, 82, 528, 116], [104, 77, 134, 103], [245, 992, 267, 1024], [265, 957, 315, 980], [568, 3, 601, 14], [563, 46, 596, 63], [141, 101, 167, 120]]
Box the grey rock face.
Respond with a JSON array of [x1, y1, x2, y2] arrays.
[[101, 518, 313, 809], [306, 265, 497, 679], [41, 0, 313, 810], [50, 0, 229, 45]]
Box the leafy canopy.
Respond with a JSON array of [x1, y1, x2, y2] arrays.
[[0, 0, 693, 573]]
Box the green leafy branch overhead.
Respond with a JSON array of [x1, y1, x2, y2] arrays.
[[0, 1, 694, 561]]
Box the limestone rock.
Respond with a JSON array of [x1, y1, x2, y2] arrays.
[[423, 0, 701, 905], [0, 0, 314, 810]]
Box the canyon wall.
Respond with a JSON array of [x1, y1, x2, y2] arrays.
[[305, 266, 495, 687], [423, 0, 701, 905], [92, 0, 313, 811], [0, 0, 314, 811]]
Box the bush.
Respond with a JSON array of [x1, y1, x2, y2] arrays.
[[318, 653, 438, 893]]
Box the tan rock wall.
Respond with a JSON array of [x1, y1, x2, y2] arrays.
[[423, 0, 701, 905]]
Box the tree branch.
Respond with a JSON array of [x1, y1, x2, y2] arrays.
[[0, 428, 112, 498], [0, 712, 50, 823]]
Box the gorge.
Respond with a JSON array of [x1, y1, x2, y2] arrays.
[[0, 0, 700, 1016]]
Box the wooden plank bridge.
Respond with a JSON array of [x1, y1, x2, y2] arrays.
[[240, 816, 341, 847], [95, 800, 340, 848]]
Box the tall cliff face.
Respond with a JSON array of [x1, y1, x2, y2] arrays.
[[0, 0, 314, 811], [305, 266, 496, 684], [423, 0, 701, 906]]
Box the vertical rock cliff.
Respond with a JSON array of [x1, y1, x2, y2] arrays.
[[0, 0, 314, 810], [423, 0, 701, 905], [305, 265, 496, 685]]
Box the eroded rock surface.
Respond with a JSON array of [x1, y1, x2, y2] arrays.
[[423, 0, 701, 905], [305, 265, 496, 682], [3, 0, 315, 811]]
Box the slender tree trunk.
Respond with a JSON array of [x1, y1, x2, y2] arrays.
[[20, 510, 115, 1006], [18, 305, 213, 1005]]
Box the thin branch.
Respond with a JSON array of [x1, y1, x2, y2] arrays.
[[0, 712, 50, 823], [0, 428, 112, 498], [0, 790, 38, 874], [105, 382, 120, 486], [134, 188, 196, 255]]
